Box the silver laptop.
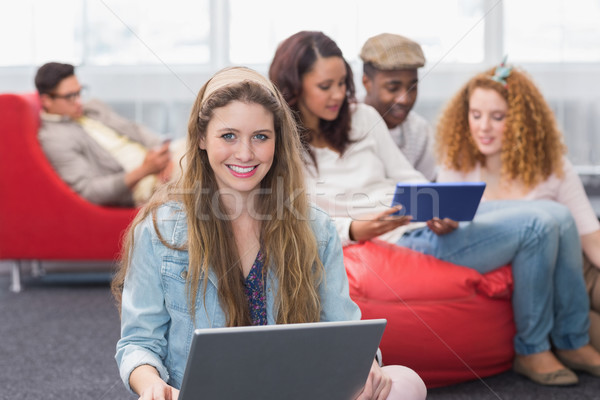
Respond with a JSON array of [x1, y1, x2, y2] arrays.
[[179, 319, 387, 400]]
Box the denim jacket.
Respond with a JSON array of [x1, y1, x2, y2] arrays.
[[115, 201, 361, 393]]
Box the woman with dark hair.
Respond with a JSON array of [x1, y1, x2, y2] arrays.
[[269, 31, 424, 243], [269, 31, 355, 162], [269, 31, 600, 387]]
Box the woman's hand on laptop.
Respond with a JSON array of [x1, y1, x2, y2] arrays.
[[426, 217, 458, 236], [137, 382, 180, 400], [131, 365, 180, 400], [355, 359, 392, 400], [349, 207, 412, 242]]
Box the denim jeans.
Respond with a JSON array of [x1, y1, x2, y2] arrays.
[[397, 199, 590, 355]]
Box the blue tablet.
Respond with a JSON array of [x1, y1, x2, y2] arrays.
[[391, 182, 486, 222]]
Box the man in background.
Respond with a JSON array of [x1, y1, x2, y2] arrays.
[[360, 33, 437, 181], [35, 62, 182, 207]]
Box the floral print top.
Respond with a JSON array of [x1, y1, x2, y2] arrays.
[[244, 250, 267, 325]]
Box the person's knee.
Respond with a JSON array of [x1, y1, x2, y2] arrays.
[[522, 206, 564, 240], [483, 202, 560, 240], [533, 200, 575, 227], [382, 365, 427, 400]]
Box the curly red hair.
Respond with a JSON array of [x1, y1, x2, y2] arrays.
[[436, 67, 566, 189]]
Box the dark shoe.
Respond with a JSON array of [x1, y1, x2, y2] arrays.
[[556, 353, 600, 377], [513, 357, 579, 386]]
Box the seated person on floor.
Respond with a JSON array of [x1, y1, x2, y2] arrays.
[[35, 62, 184, 207], [436, 58, 600, 355], [269, 30, 600, 387], [113, 66, 427, 400]]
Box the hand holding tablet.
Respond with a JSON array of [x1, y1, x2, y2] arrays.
[[391, 182, 486, 222]]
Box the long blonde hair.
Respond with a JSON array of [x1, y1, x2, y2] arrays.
[[436, 67, 566, 189], [112, 67, 323, 325]]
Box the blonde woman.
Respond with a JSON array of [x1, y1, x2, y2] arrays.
[[112, 67, 425, 400]]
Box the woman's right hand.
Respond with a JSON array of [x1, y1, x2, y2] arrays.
[[349, 207, 412, 242], [138, 382, 179, 400], [131, 365, 180, 400]]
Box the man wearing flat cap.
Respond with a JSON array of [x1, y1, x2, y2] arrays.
[[360, 33, 437, 181]]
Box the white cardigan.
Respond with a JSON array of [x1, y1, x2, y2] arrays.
[[305, 103, 427, 245]]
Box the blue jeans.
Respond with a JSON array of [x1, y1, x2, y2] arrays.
[[397, 199, 590, 355]]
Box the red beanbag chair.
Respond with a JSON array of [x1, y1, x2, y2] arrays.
[[344, 239, 515, 388]]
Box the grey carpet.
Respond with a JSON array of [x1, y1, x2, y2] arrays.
[[2, 272, 600, 400], [0, 273, 134, 400]]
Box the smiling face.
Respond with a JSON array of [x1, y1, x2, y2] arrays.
[[297, 56, 347, 129], [200, 101, 275, 198], [468, 87, 508, 159], [363, 69, 418, 129]]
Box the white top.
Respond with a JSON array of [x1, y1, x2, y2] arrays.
[[438, 156, 600, 236], [305, 103, 427, 245], [388, 111, 437, 181]]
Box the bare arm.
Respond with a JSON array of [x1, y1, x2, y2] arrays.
[[582, 230, 600, 269], [349, 207, 412, 242]]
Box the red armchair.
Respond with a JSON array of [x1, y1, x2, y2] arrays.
[[0, 93, 138, 292]]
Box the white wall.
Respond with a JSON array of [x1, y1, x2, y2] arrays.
[[4, 61, 599, 170]]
